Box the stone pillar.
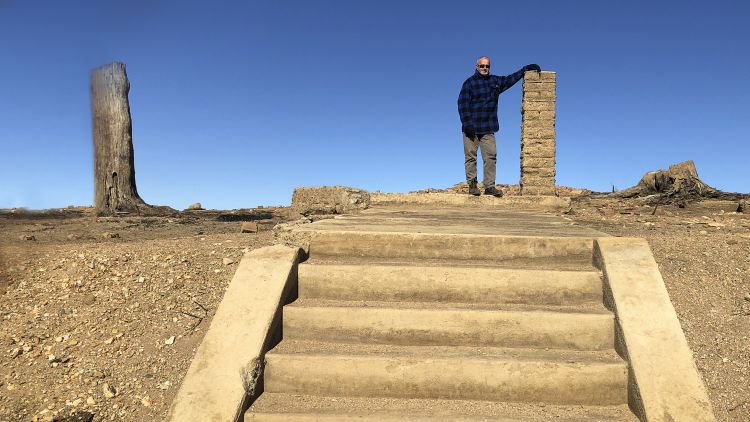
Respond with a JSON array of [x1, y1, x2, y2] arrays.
[[520, 71, 556, 195]]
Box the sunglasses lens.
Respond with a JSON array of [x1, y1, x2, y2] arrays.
[[478, 64, 489, 68]]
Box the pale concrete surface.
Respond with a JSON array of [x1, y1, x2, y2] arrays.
[[308, 230, 595, 262], [264, 346, 628, 405], [299, 205, 603, 237], [283, 301, 615, 350], [167, 245, 300, 422], [299, 263, 603, 304], [246, 204, 713, 421], [595, 238, 716, 422], [370, 192, 569, 209], [248, 205, 631, 420], [248, 393, 638, 421]]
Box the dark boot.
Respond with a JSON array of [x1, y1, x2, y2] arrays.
[[484, 186, 503, 197], [468, 181, 481, 196]]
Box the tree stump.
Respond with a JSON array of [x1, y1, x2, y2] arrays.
[[615, 160, 721, 205], [91, 62, 152, 216]]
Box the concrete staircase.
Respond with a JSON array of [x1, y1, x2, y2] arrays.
[[247, 229, 638, 421]]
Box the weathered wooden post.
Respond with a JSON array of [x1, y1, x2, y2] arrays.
[[91, 61, 150, 215]]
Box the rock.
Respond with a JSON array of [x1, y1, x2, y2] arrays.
[[186, 202, 203, 210], [102, 383, 116, 398], [19, 234, 36, 241], [291, 186, 370, 216], [240, 221, 258, 233], [164, 336, 175, 345], [54, 410, 94, 422], [9, 347, 21, 358], [86, 397, 96, 406], [222, 257, 234, 265], [102, 232, 120, 239], [66, 234, 79, 241], [699, 230, 708, 235], [82, 294, 96, 306], [744, 293, 750, 302], [738, 201, 747, 213], [601, 207, 616, 217], [140, 396, 153, 407]]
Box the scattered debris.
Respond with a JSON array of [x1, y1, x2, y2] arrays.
[[102, 383, 117, 398], [241, 221, 258, 233]]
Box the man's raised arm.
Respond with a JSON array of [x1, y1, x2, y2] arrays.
[[497, 63, 542, 93]]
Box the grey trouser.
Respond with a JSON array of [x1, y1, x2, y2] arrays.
[[463, 132, 497, 188]]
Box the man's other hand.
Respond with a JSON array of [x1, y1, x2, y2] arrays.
[[524, 64, 541, 72], [462, 125, 476, 139]]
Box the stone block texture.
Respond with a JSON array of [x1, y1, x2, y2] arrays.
[[520, 71, 557, 196], [291, 186, 370, 215]]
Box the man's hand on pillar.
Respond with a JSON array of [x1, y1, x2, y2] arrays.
[[524, 64, 541, 72]]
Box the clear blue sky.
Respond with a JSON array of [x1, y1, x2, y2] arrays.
[[1, 0, 748, 210]]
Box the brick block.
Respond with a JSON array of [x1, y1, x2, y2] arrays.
[[521, 137, 555, 147], [523, 91, 557, 101], [521, 175, 555, 186], [521, 145, 556, 158], [522, 119, 555, 128], [523, 110, 556, 120], [521, 127, 556, 139], [521, 185, 557, 196], [522, 167, 556, 178], [524, 71, 556, 82], [522, 101, 555, 112], [523, 82, 556, 93], [521, 157, 556, 168]]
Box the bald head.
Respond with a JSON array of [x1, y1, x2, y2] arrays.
[[475, 56, 491, 75]]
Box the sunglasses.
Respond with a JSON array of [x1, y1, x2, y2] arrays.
[[477, 64, 490, 68]]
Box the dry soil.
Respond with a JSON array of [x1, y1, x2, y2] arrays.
[[1, 194, 748, 422]]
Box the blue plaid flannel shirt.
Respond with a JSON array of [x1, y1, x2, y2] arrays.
[[458, 67, 527, 135]]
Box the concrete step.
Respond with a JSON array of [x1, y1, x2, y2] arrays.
[[298, 263, 603, 305], [308, 231, 594, 262], [247, 393, 639, 421], [264, 340, 628, 405], [283, 299, 614, 350]]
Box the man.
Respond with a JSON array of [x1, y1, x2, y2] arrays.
[[458, 56, 541, 196]]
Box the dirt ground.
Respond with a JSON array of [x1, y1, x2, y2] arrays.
[[0, 208, 284, 422], [563, 196, 750, 422], [1, 193, 749, 422]]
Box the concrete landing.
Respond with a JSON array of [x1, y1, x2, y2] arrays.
[[298, 205, 607, 238], [370, 192, 570, 211]]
